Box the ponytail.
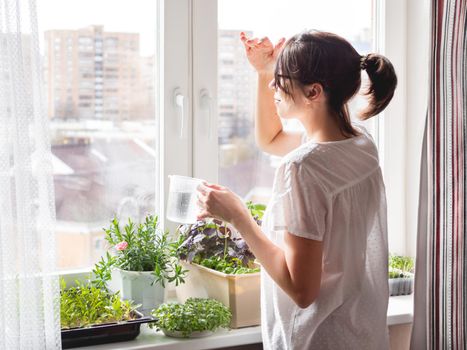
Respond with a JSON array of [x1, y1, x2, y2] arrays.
[[359, 53, 398, 120]]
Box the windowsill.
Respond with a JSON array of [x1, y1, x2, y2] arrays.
[[387, 294, 414, 325], [73, 294, 414, 350]]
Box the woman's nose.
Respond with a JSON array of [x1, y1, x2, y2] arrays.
[[268, 79, 275, 90]]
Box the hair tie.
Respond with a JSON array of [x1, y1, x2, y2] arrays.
[[360, 54, 369, 70]]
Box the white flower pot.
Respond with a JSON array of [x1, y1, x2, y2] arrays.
[[175, 262, 261, 328], [113, 268, 165, 313]]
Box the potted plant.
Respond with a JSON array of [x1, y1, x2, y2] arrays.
[[388, 254, 415, 296], [175, 201, 265, 328], [60, 279, 154, 348], [149, 298, 232, 338], [94, 215, 187, 313]]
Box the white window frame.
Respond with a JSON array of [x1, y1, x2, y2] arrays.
[[192, 0, 219, 184], [377, 0, 409, 256], [159, 0, 195, 235], [378, 0, 430, 257]]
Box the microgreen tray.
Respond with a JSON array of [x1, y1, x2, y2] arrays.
[[61, 310, 156, 349]]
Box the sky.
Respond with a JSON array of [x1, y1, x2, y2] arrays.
[[218, 0, 372, 42], [37, 0, 372, 56]]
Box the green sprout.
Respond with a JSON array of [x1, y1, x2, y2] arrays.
[[60, 278, 138, 329], [150, 298, 232, 337], [388, 254, 415, 279]]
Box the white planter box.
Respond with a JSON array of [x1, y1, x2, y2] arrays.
[[176, 262, 261, 328]]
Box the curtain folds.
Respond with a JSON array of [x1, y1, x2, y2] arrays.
[[0, 0, 61, 348], [411, 0, 467, 348]]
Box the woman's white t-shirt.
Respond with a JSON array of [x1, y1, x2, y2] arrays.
[[260, 123, 390, 350]]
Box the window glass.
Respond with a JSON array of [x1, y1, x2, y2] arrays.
[[38, 0, 158, 270]]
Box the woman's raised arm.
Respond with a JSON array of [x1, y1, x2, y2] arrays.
[[240, 33, 303, 157]]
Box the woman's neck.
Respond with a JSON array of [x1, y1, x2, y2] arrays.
[[299, 107, 350, 143]]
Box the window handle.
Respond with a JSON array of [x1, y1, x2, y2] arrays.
[[200, 89, 213, 139], [174, 88, 186, 138]]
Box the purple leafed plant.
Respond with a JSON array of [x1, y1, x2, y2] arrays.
[[176, 202, 266, 272]]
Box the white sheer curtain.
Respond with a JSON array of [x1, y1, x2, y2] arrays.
[[0, 0, 61, 348]]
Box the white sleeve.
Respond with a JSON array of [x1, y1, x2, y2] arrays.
[[273, 160, 331, 241]]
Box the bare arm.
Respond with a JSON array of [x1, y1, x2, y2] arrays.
[[256, 73, 304, 156], [235, 212, 322, 308], [241, 33, 304, 157], [197, 183, 323, 309]]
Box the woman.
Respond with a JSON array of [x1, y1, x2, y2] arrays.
[[197, 30, 397, 349]]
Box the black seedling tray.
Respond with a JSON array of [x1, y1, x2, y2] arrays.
[[61, 310, 156, 349]]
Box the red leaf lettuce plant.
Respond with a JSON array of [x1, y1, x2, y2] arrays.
[[176, 201, 265, 274]]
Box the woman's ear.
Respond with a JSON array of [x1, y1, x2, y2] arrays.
[[303, 83, 324, 104]]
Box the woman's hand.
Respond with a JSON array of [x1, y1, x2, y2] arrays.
[[240, 32, 286, 75], [196, 182, 251, 229]]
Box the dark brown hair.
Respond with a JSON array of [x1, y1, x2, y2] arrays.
[[274, 30, 397, 137]]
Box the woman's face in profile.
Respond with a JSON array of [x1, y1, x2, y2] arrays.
[[270, 78, 307, 120]]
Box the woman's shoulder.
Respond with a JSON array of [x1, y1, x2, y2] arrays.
[[278, 141, 322, 171], [276, 123, 380, 188], [280, 127, 366, 168]]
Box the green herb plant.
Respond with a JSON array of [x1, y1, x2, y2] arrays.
[[60, 279, 137, 329], [388, 254, 415, 279], [93, 215, 187, 290], [149, 298, 232, 337]]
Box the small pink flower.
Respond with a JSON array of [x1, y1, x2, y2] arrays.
[[115, 241, 128, 251]]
